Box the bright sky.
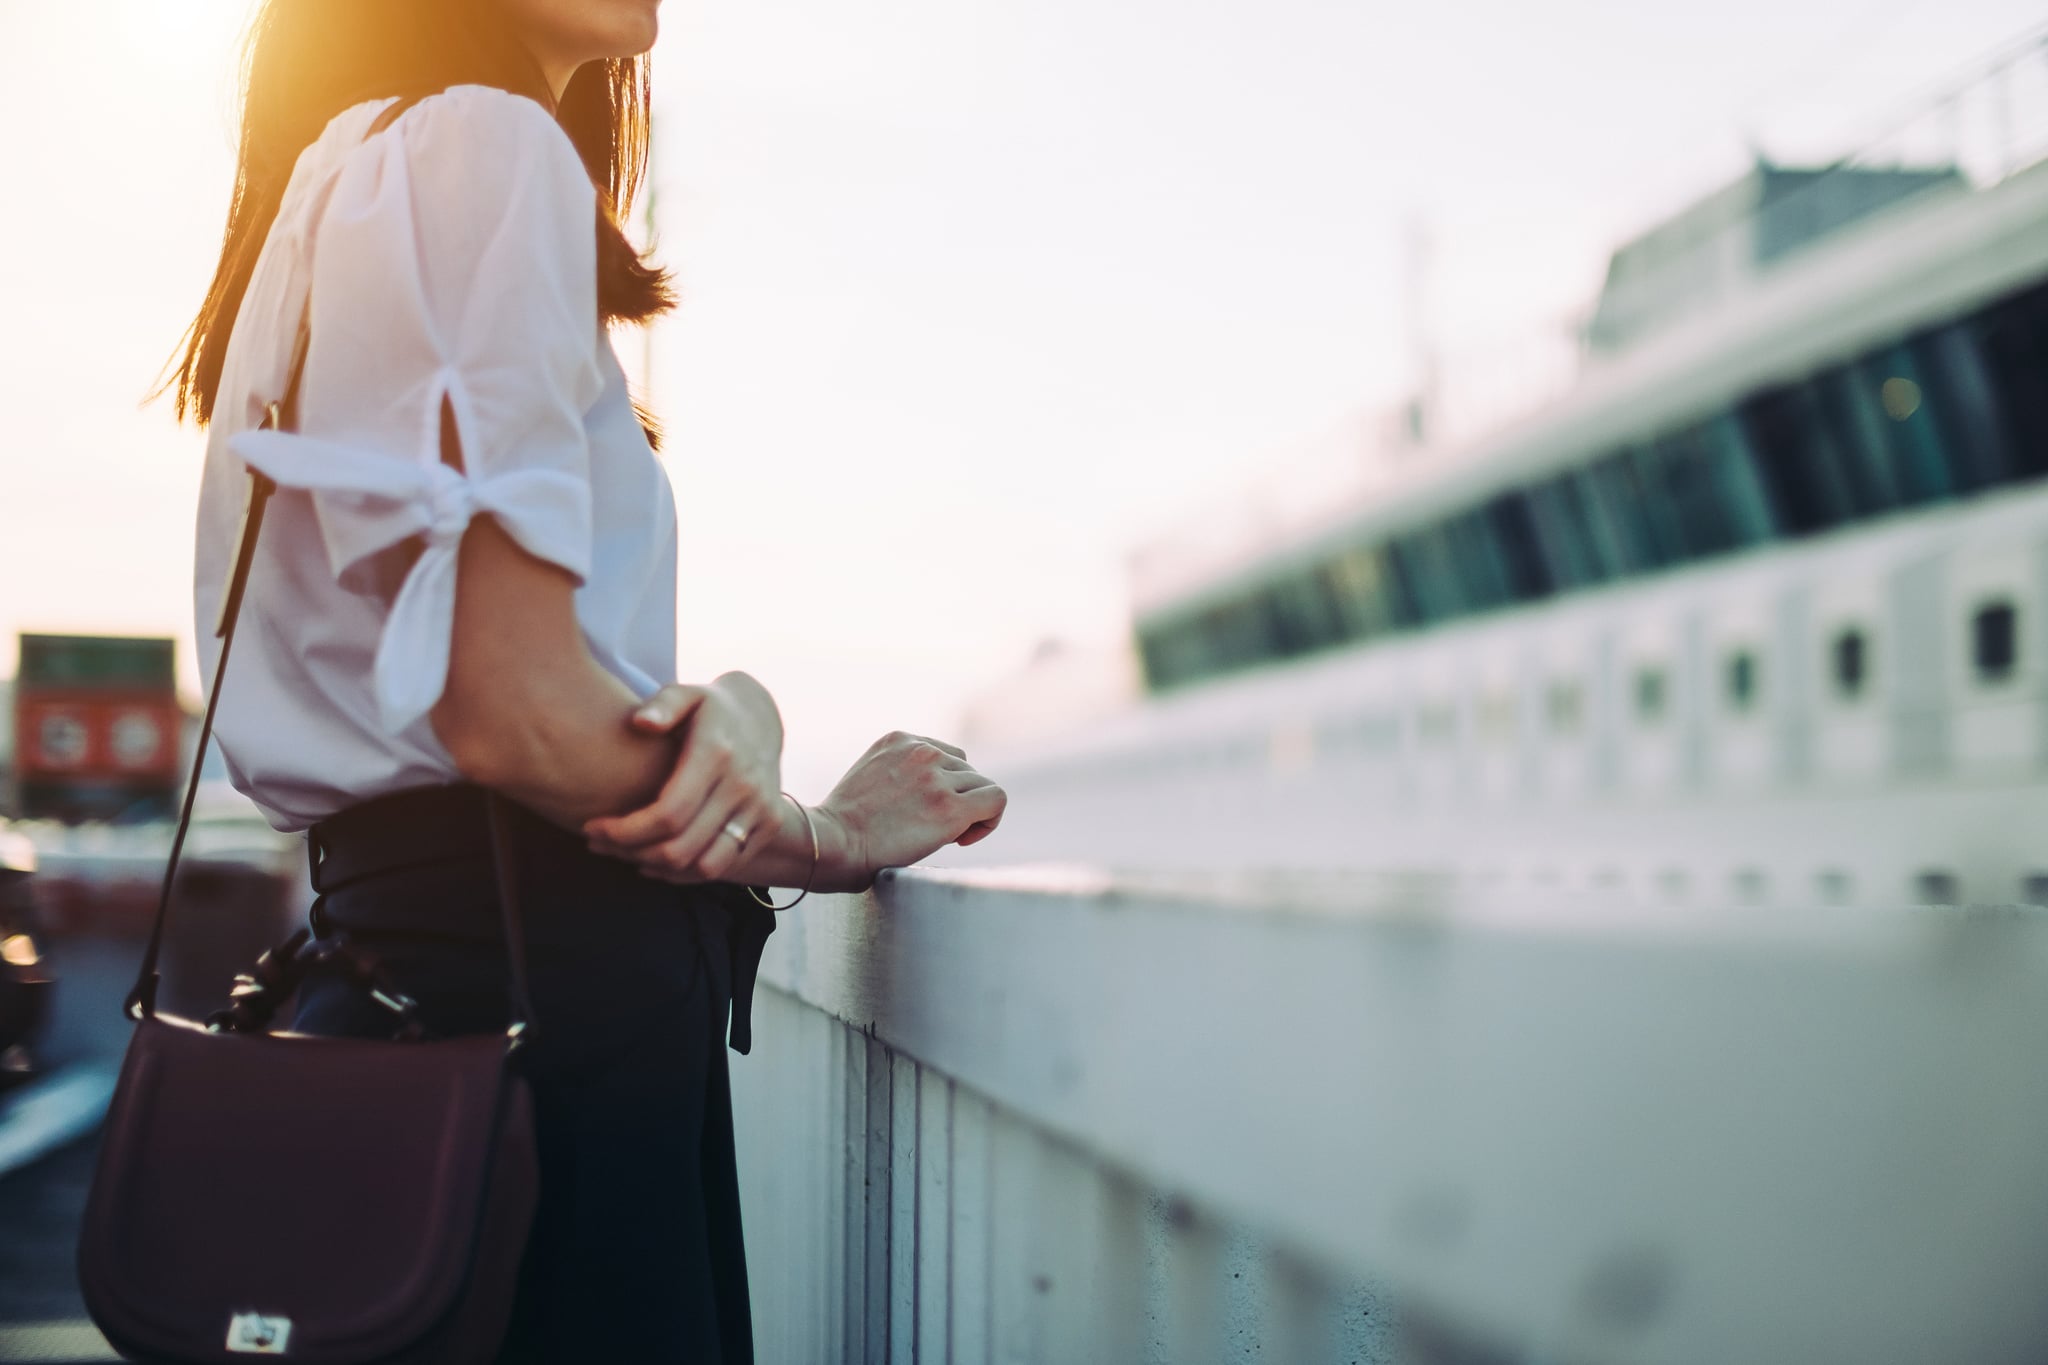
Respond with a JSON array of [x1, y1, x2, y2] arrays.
[[0, 0, 2039, 796]]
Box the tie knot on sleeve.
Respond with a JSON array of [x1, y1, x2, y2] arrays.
[[424, 467, 475, 549]]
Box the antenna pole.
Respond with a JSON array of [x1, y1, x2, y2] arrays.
[[1401, 211, 1436, 449]]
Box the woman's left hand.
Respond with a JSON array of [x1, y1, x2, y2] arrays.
[[583, 673, 785, 882], [815, 730, 1008, 886]]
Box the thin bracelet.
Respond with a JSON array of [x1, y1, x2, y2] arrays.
[[747, 792, 817, 911]]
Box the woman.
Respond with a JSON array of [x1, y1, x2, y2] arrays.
[[169, 1, 1007, 1359]]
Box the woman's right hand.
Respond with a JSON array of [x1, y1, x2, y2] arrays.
[[582, 674, 787, 883], [817, 731, 1007, 888]]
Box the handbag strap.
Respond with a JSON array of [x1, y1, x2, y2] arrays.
[[125, 93, 538, 1050]]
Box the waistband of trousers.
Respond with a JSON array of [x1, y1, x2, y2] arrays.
[[307, 782, 512, 894], [305, 781, 781, 1055]]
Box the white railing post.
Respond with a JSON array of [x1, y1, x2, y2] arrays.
[[840, 1028, 870, 1356], [1160, 1195, 1225, 1365], [949, 1091, 996, 1365], [813, 1005, 845, 1360], [863, 1036, 894, 1364], [1098, 1171, 1147, 1364], [916, 1074, 955, 1363], [989, 1108, 1049, 1363], [1032, 1134, 1109, 1364], [1270, 1249, 1349, 1365], [890, 1053, 919, 1361]]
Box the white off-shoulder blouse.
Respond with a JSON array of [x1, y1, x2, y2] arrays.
[[193, 85, 679, 832]]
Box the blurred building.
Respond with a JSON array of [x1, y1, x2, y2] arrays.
[[10, 634, 183, 823]]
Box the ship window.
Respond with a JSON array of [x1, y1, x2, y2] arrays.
[[1725, 650, 1759, 712], [1817, 869, 1853, 905], [1914, 870, 1960, 905], [1323, 545, 1396, 641], [1447, 513, 1508, 612], [1137, 618, 1206, 692], [1832, 627, 1869, 698], [1648, 420, 1774, 566], [1526, 479, 1608, 590], [1568, 464, 1634, 580], [1485, 494, 1552, 603], [1190, 603, 1243, 676], [1732, 868, 1767, 904], [1471, 510, 1519, 610], [1217, 598, 1277, 672], [1861, 344, 1954, 505], [1291, 572, 1348, 654], [1546, 679, 1583, 735], [1705, 415, 1779, 547], [1626, 442, 1691, 565], [1391, 531, 1453, 625], [1311, 563, 1363, 647], [1880, 377, 1921, 420], [1741, 383, 1854, 536], [1648, 431, 1711, 559], [1634, 666, 1667, 722], [1812, 367, 1904, 517], [1416, 523, 1469, 621], [1913, 324, 2012, 494], [1380, 539, 1422, 629], [2023, 872, 2048, 906], [1584, 451, 1668, 572], [1974, 601, 2019, 682], [1975, 279, 2048, 480]]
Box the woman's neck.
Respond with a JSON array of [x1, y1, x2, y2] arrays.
[[512, 36, 579, 107], [540, 58, 580, 106]]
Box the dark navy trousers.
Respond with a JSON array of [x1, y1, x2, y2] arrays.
[[294, 785, 773, 1364]]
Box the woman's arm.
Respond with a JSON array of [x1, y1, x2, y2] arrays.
[[431, 515, 1008, 886], [429, 514, 680, 828], [589, 724, 1007, 892]]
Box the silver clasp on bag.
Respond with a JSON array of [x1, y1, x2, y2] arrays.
[[225, 1312, 291, 1354]]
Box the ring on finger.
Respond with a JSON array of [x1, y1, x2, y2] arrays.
[[721, 819, 751, 853]]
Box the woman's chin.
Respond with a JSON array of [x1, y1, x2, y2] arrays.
[[611, 1, 661, 58]]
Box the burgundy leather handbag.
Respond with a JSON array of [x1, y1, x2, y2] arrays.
[[77, 96, 539, 1364]]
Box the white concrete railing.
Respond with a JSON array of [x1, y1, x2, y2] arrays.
[[729, 868, 2048, 1365]]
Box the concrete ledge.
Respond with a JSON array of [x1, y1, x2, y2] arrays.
[[756, 868, 2048, 1365]]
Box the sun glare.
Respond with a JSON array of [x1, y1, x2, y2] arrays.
[[112, 0, 251, 66]]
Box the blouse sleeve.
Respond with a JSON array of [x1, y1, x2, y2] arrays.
[[229, 86, 604, 737]]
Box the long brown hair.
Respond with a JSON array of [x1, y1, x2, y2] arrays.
[[166, 0, 673, 427]]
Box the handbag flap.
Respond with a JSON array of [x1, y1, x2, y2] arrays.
[[79, 1016, 533, 1364]]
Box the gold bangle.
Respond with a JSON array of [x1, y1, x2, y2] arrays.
[[746, 791, 817, 911]]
